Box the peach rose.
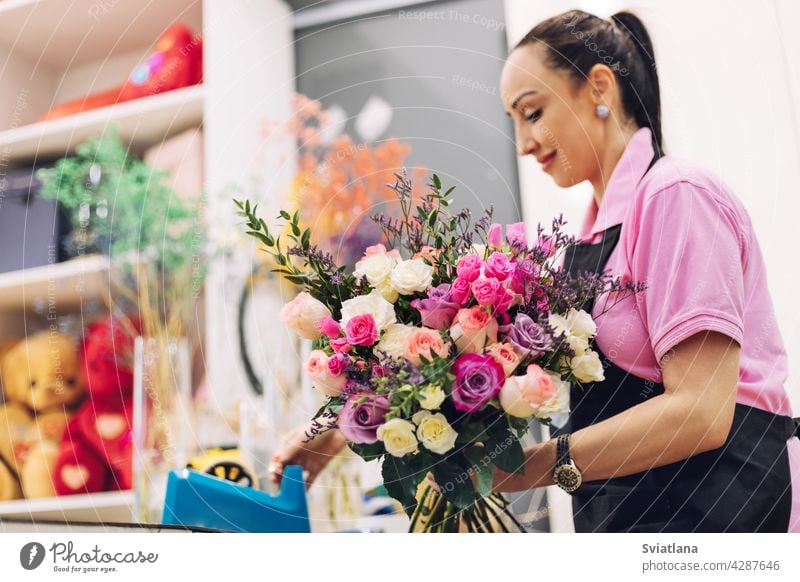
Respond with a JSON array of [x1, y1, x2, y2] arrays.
[[404, 327, 451, 366], [499, 364, 556, 418], [305, 349, 346, 397], [485, 342, 520, 377], [449, 306, 499, 354], [280, 292, 331, 340]]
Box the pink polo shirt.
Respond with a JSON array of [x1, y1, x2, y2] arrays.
[[580, 127, 799, 531]]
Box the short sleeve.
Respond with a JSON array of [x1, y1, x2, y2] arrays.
[[631, 181, 746, 363]]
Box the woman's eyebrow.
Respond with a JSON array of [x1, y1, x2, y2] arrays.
[[505, 90, 538, 116]]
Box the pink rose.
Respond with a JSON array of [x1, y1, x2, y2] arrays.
[[330, 338, 352, 353], [345, 314, 378, 347], [280, 292, 331, 340], [364, 243, 401, 260], [498, 364, 556, 418], [404, 327, 451, 366], [471, 277, 501, 307], [412, 245, 441, 266], [450, 278, 472, 306], [327, 353, 349, 376], [537, 236, 556, 258], [505, 223, 527, 249], [456, 254, 482, 283], [449, 306, 499, 354], [492, 286, 515, 316], [487, 223, 503, 248], [319, 316, 342, 340], [484, 252, 514, 281], [306, 350, 347, 397]]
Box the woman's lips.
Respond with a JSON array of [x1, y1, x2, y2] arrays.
[[539, 151, 556, 171]]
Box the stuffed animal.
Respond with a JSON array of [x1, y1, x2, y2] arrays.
[[0, 332, 84, 500], [38, 23, 202, 122], [53, 317, 140, 496]]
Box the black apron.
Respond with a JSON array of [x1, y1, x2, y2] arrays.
[[554, 158, 800, 533]]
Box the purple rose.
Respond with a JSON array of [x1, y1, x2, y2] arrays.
[[456, 254, 482, 283], [499, 313, 552, 359], [484, 252, 514, 281], [451, 353, 505, 412], [505, 223, 527, 249], [450, 277, 472, 306], [411, 284, 460, 330], [338, 392, 390, 444]]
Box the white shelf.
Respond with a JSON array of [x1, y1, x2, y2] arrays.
[[0, 490, 134, 523], [0, 255, 112, 312], [0, 0, 202, 69], [0, 85, 205, 166]]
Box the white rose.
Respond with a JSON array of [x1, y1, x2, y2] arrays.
[[567, 334, 589, 356], [340, 291, 397, 332], [418, 384, 446, 410], [390, 259, 433, 295], [566, 308, 597, 339], [535, 372, 571, 417], [377, 418, 419, 458], [354, 253, 396, 288], [548, 313, 570, 338], [279, 292, 331, 340], [469, 243, 486, 257], [376, 323, 416, 359], [375, 280, 400, 303], [412, 411, 458, 455], [571, 350, 605, 382]]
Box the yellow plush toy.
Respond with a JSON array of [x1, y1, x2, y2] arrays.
[[0, 331, 84, 500]]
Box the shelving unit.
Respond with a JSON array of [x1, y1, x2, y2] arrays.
[[0, 0, 297, 525]]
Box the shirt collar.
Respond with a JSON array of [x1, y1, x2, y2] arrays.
[[579, 127, 655, 240]]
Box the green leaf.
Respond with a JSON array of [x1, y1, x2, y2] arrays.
[[463, 446, 493, 498], [432, 174, 442, 190], [455, 422, 488, 444], [349, 442, 385, 462], [431, 459, 475, 509], [485, 420, 526, 475], [381, 456, 420, 516]]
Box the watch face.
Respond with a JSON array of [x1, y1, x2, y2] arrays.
[[554, 464, 582, 493]]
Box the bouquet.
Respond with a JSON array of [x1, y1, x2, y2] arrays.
[[236, 171, 639, 532]]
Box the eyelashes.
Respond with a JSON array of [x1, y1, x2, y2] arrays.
[[525, 108, 543, 122]]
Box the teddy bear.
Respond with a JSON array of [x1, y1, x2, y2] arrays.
[[53, 316, 140, 496], [0, 331, 84, 500]]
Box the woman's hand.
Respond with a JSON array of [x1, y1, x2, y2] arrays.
[[269, 424, 346, 488]]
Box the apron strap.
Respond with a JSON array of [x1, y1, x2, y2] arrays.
[[793, 417, 800, 440]]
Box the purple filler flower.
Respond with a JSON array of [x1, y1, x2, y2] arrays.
[[338, 392, 390, 444], [451, 353, 505, 412], [499, 313, 552, 359], [411, 284, 460, 330]]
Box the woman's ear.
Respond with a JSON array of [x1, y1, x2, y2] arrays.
[[586, 63, 618, 108]]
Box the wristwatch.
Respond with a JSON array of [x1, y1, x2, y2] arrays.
[[553, 433, 582, 493]]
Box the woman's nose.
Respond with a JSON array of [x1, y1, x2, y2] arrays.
[[517, 136, 537, 157]]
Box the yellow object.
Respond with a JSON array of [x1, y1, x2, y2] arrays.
[[186, 448, 258, 489]]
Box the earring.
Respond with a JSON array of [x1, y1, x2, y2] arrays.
[[596, 104, 610, 119]]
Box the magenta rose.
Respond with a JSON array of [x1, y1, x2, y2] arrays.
[[345, 314, 378, 347], [471, 277, 501, 307], [484, 252, 514, 281], [492, 286, 515, 316], [451, 353, 505, 412], [456, 254, 482, 283], [450, 277, 472, 306], [411, 284, 460, 330], [327, 353, 349, 377], [319, 316, 342, 340], [338, 392, 390, 444], [330, 337, 352, 353]]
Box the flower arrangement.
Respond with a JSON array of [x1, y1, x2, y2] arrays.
[[236, 171, 639, 532]]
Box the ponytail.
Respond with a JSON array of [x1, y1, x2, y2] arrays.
[[515, 10, 664, 154]]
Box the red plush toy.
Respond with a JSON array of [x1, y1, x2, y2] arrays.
[[38, 23, 202, 122], [53, 316, 140, 496]]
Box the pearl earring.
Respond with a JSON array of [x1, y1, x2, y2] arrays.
[[596, 104, 610, 119]]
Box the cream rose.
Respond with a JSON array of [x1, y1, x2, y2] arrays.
[[376, 323, 416, 359], [390, 259, 433, 295], [571, 350, 605, 382], [377, 418, 419, 457], [340, 291, 397, 332], [279, 292, 331, 340], [354, 252, 396, 288], [412, 411, 458, 455], [418, 384, 446, 410], [566, 308, 597, 339]]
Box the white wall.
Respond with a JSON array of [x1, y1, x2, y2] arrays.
[[505, 0, 800, 532]]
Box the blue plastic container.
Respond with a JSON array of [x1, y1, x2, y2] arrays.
[[161, 466, 311, 533]]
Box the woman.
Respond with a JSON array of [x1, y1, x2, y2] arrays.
[[271, 9, 800, 532]]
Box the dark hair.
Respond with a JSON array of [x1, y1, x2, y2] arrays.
[[515, 10, 662, 154]]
